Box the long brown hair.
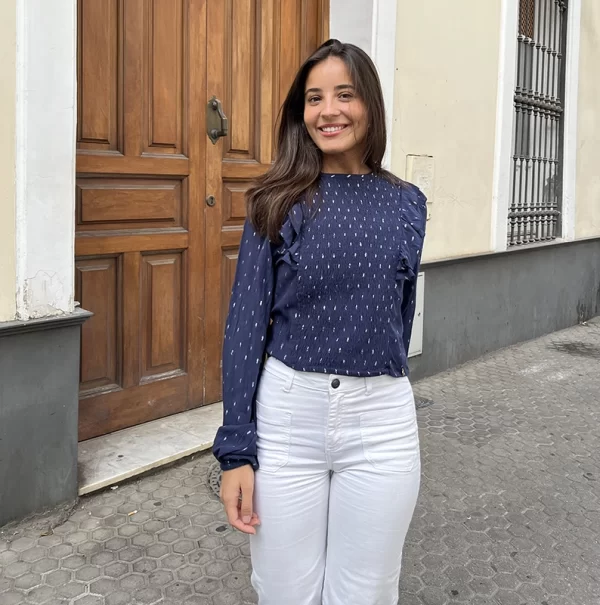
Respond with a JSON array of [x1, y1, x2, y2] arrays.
[[248, 39, 401, 242]]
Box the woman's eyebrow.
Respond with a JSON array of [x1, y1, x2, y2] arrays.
[[305, 84, 355, 95]]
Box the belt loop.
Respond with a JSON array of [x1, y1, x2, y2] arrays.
[[364, 376, 372, 395], [283, 368, 295, 393]]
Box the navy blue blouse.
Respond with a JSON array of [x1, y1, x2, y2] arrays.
[[213, 173, 427, 471]]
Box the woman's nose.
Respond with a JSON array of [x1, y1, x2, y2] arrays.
[[321, 98, 341, 117]]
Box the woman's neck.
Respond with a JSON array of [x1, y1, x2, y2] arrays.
[[321, 154, 370, 175]]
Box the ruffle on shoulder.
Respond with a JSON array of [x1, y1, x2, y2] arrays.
[[274, 204, 303, 268], [396, 254, 416, 282], [400, 183, 427, 239], [396, 183, 427, 282]]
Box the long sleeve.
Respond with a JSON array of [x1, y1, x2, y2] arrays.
[[400, 186, 427, 355], [212, 219, 275, 471]]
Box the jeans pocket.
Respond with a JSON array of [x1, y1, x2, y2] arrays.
[[360, 407, 420, 473], [256, 401, 292, 473]]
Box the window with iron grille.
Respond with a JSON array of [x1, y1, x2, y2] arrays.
[[509, 0, 568, 246]]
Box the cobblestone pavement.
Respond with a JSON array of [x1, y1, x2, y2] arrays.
[[1, 319, 600, 605]]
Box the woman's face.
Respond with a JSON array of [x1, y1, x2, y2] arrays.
[[303, 57, 368, 164]]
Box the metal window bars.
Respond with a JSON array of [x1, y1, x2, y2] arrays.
[[508, 0, 568, 246]]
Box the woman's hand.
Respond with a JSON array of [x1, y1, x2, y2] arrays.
[[220, 465, 261, 534]]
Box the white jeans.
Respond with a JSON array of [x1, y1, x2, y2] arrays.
[[250, 357, 421, 605]]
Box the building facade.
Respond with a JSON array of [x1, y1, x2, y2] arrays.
[[1, 0, 598, 524]]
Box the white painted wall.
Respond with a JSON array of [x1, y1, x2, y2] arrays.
[[0, 0, 17, 322], [491, 0, 519, 252], [392, 0, 503, 261], [15, 0, 77, 319], [330, 0, 398, 168], [562, 0, 582, 242], [575, 0, 600, 239], [329, 0, 374, 52]]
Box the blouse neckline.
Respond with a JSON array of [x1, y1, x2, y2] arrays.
[[320, 172, 374, 178]]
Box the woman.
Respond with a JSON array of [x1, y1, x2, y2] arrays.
[[213, 39, 427, 605]]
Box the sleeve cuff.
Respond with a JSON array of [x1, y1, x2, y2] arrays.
[[213, 422, 258, 471], [220, 457, 259, 472]]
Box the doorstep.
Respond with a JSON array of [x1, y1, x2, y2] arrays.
[[78, 402, 223, 496]]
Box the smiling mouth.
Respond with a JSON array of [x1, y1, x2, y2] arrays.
[[318, 125, 348, 134]]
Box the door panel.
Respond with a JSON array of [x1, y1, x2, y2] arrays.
[[203, 0, 328, 404], [140, 252, 185, 379], [76, 178, 184, 229], [76, 257, 121, 393], [144, 0, 185, 154], [76, 0, 205, 441], [77, 0, 120, 152]]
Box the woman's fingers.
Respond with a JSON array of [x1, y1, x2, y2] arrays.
[[223, 495, 256, 534], [240, 474, 254, 525]]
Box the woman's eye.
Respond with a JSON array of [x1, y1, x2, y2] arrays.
[[307, 96, 320, 104], [339, 93, 353, 101]]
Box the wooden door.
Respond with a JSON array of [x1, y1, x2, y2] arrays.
[[203, 0, 329, 403], [76, 0, 328, 440]]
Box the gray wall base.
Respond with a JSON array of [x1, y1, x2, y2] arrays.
[[410, 238, 600, 381], [0, 309, 91, 527]]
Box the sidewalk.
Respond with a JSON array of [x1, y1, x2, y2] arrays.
[[1, 319, 599, 605]]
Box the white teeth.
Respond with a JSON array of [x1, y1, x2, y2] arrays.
[[321, 126, 345, 133]]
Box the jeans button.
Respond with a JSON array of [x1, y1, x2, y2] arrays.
[[331, 378, 340, 389]]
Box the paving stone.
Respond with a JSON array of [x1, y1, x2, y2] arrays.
[[146, 544, 169, 559], [105, 537, 127, 552], [148, 569, 173, 587], [4, 561, 30, 578], [90, 577, 119, 596], [9, 537, 35, 552], [0, 552, 18, 567], [117, 546, 143, 563], [36, 535, 62, 548], [20, 547, 46, 563], [177, 565, 204, 583], [119, 572, 147, 591], [117, 524, 139, 538], [194, 577, 223, 596], [75, 564, 102, 582], [13, 571, 41, 590], [133, 558, 157, 574], [26, 584, 56, 604], [133, 586, 162, 603], [90, 551, 115, 566], [132, 533, 155, 548], [48, 543, 73, 559], [105, 561, 130, 579], [165, 580, 193, 599], [0, 591, 25, 605], [56, 580, 86, 599], [105, 591, 131, 605], [66, 531, 88, 544], [74, 595, 104, 605], [173, 539, 196, 554], [61, 554, 86, 570], [52, 521, 77, 535]]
